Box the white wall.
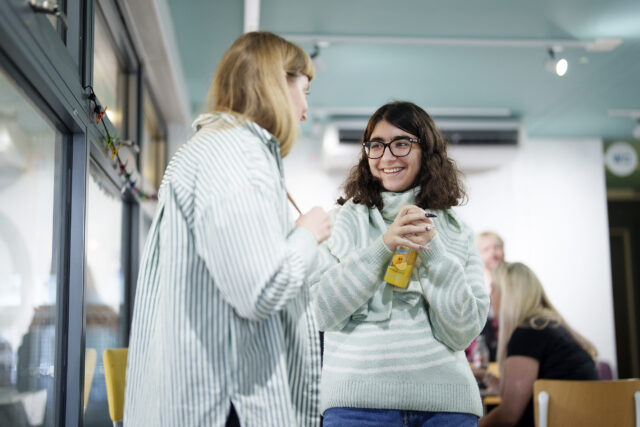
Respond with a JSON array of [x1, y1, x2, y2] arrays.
[[457, 136, 616, 372], [285, 134, 618, 374]]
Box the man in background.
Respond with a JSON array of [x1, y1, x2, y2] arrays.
[[468, 231, 505, 363]]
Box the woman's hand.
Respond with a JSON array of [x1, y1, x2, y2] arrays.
[[383, 204, 435, 252], [296, 206, 331, 244]]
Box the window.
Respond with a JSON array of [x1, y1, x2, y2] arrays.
[[139, 89, 166, 250], [83, 172, 126, 426], [0, 67, 62, 427], [141, 89, 167, 191], [92, 5, 125, 134], [1, 0, 170, 422]]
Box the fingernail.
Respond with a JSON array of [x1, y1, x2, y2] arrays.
[[426, 225, 437, 231], [419, 245, 431, 251], [425, 213, 437, 218]]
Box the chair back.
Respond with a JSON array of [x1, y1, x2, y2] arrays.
[[103, 348, 128, 424], [534, 379, 640, 427]]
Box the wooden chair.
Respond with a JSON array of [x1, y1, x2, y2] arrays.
[[103, 348, 128, 427], [534, 379, 640, 427]]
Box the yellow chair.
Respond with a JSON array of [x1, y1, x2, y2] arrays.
[[103, 348, 128, 427], [487, 361, 499, 378], [84, 348, 97, 411], [533, 379, 640, 427]]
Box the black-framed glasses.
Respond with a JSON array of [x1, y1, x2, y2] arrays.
[[362, 137, 419, 159]]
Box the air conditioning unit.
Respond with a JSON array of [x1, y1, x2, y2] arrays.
[[321, 117, 521, 173]]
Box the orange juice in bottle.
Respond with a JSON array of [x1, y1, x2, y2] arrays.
[[384, 245, 418, 288]]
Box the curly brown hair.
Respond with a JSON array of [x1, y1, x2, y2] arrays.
[[338, 101, 467, 210]]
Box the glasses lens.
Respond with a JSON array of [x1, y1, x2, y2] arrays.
[[390, 139, 412, 157], [366, 141, 384, 158]]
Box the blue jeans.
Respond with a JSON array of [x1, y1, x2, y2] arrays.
[[323, 407, 478, 427]]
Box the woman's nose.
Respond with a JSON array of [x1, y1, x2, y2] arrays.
[[381, 145, 397, 160]]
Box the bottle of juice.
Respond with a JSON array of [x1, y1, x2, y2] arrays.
[[384, 245, 418, 288]]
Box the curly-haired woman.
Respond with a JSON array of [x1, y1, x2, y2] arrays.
[[311, 101, 490, 426]]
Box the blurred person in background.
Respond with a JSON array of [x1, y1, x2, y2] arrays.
[[479, 262, 598, 427], [467, 231, 504, 370]]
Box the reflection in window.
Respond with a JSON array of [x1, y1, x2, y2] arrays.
[[83, 174, 126, 427], [0, 68, 60, 427], [141, 90, 166, 190], [93, 6, 124, 134], [139, 90, 166, 250]]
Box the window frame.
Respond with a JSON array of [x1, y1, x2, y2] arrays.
[[0, 0, 167, 424]]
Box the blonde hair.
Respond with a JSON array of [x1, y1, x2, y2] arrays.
[[206, 31, 315, 157], [477, 231, 504, 248], [494, 262, 597, 378]]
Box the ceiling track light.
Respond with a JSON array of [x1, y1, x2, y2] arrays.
[[284, 34, 622, 51], [309, 41, 330, 72], [546, 47, 568, 77], [310, 43, 320, 59]]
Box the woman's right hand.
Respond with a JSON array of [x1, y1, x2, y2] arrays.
[[296, 206, 331, 244], [383, 205, 433, 252]]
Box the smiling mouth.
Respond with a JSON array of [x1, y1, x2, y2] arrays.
[[383, 167, 403, 174]]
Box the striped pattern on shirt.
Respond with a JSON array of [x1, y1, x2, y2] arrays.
[[310, 197, 490, 416], [124, 113, 321, 427]]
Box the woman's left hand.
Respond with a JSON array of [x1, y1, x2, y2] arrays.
[[401, 205, 436, 249]]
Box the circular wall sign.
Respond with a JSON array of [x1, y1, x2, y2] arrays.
[[605, 141, 638, 177]]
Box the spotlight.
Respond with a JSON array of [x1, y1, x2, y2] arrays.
[[309, 41, 329, 72], [545, 48, 568, 77]]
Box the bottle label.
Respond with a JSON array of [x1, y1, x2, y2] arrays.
[[384, 246, 418, 288]]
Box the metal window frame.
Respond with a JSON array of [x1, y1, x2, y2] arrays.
[[0, 0, 155, 424]]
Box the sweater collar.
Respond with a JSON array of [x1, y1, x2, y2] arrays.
[[191, 112, 283, 175], [380, 187, 421, 223]]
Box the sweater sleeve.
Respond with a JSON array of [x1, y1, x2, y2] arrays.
[[310, 236, 392, 331], [416, 226, 489, 351], [192, 181, 319, 322]]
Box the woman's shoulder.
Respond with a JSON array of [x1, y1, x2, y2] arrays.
[[510, 320, 567, 345], [163, 115, 279, 198], [432, 208, 476, 253], [330, 199, 370, 222], [436, 208, 468, 232], [190, 113, 268, 154]]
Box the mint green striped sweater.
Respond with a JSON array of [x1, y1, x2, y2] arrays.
[[310, 191, 489, 417]]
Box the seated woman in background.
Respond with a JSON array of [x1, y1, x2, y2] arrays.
[[479, 262, 598, 427]]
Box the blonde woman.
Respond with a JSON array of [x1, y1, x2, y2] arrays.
[[124, 32, 331, 427], [479, 262, 598, 427]]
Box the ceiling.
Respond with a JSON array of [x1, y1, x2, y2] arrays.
[[166, 0, 640, 140]]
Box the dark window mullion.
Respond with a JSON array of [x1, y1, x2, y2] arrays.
[[64, 132, 90, 427], [128, 64, 145, 322], [81, 0, 95, 89], [54, 133, 72, 427]]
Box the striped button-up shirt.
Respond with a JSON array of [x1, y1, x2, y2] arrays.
[[124, 113, 321, 426]]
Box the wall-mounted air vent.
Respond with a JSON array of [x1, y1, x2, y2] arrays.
[[322, 118, 521, 173]]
